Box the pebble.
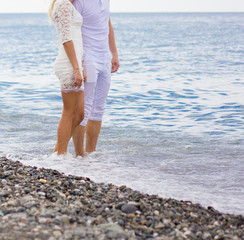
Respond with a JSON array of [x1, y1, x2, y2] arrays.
[[97, 222, 124, 234], [154, 210, 160, 215], [121, 204, 138, 214], [39, 179, 47, 184], [155, 222, 164, 229], [37, 191, 46, 197], [53, 231, 62, 238]]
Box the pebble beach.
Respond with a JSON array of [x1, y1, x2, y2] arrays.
[[0, 157, 243, 240]]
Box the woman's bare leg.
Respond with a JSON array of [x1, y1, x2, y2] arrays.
[[72, 91, 86, 157], [71, 91, 84, 135], [54, 91, 83, 155]]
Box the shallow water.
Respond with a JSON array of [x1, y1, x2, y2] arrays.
[[0, 13, 244, 215]]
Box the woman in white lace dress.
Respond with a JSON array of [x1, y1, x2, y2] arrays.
[[49, 0, 86, 155]]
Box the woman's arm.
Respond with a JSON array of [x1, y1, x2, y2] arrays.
[[53, 0, 83, 87], [63, 41, 83, 86]]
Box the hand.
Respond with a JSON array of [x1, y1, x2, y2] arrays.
[[111, 55, 120, 73], [82, 69, 87, 82], [73, 69, 83, 88]]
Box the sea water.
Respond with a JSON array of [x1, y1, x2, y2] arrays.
[[0, 13, 244, 215]]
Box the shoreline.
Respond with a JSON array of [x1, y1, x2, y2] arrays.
[[0, 157, 243, 239]]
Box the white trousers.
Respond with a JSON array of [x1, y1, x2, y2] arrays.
[[80, 62, 111, 126]]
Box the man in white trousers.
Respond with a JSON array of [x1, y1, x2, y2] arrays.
[[72, 0, 119, 156]]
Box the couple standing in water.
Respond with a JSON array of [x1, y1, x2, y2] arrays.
[[49, 0, 119, 156]]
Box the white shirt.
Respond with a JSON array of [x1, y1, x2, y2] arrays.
[[73, 0, 111, 63]]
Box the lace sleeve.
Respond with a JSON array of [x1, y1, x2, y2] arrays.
[[53, 0, 73, 44]]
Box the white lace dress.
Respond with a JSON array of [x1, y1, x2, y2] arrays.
[[52, 0, 83, 91]]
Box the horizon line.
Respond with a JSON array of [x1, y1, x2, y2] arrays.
[[0, 11, 244, 14]]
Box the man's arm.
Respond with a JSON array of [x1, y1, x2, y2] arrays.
[[109, 18, 120, 73]]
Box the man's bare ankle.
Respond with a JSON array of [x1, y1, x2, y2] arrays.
[[75, 151, 85, 157]]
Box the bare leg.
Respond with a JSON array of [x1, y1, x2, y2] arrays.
[[73, 125, 86, 157], [54, 91, 83, 155], [72, 91, 84, 134], [86, 120, 102, 153], [53, 142, 58, 153], [70, 91, 85, 156]]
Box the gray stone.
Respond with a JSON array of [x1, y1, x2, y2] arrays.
[[53, 231, 62, 238], [121, 204, 138, 214], [97, 223, 124, 234]]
